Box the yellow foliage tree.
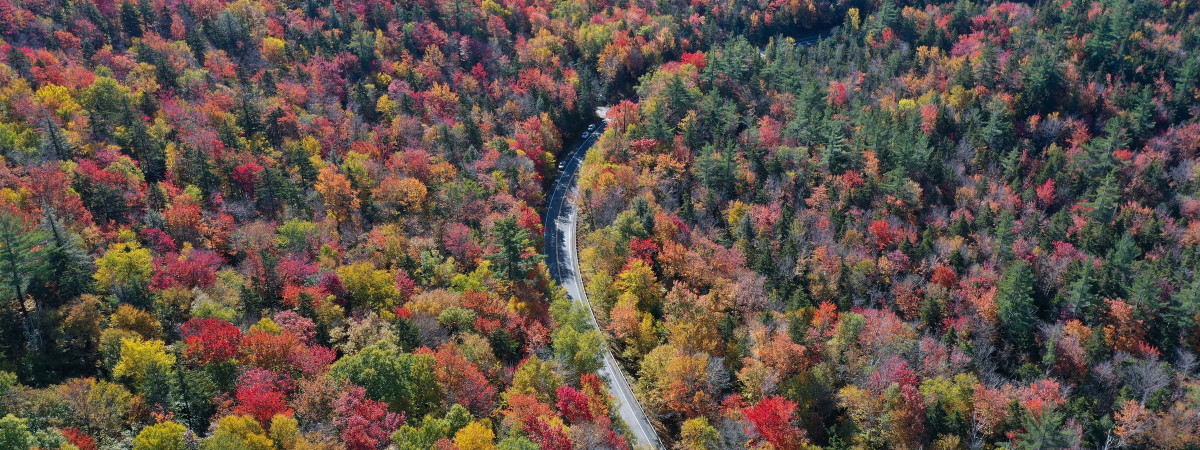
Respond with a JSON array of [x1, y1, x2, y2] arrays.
[[337, 262, 400, 312], [614, 258, 663, 314], [679, 417, 721, 450], [133, 421, 187, 450], [453, 420, 496, 450], [507, 355, 563, 404], [93, 241, 153, 301], [261, 37, 286, 63], [109, 304, 164, 340], [34, 84, 82, 121], [113, 337, 175, 385], [204, 415, 274, 450], [269, 414, 300, 450]]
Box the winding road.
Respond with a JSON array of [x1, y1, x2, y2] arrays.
[[543, 31, 833, 449], [543, 125, 665, 449]]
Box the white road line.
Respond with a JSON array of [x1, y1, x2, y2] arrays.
[[543, 126, 664, 449]]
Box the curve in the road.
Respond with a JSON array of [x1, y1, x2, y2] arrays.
[[543, 125, 665, 449], [542, 31, 833, 450]]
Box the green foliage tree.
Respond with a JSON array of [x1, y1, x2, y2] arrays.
[[0, 211, 49, 356], [329, 342, 440, 420], [486, 216, 542, 283], [550, 297, 603, 379], [29, 213, 92, 310], [391, 404, 472, 450], [997, 261, 1038, 358], [0, 414, 32, 450], [1010, 409, 1079, 449]]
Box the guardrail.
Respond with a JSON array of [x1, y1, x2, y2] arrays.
[[545, 127, 665, 449], [567, 180, 664, 449], [548, 28, 833, 445]]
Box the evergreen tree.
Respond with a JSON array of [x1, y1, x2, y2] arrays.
[[1063, 262, 1099, 324], [0, 212, 49, 356], [486, 216, 543, 283], [120, 1, 142, 38], [820, 118, 852, 174], [27, 210, 92, 310], [997, 261, 1038, 358], [1011, 409, 1079, 449]]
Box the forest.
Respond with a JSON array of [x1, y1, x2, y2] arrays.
[[576, 0, 1200, 448], [0, 0, 1197, 448]]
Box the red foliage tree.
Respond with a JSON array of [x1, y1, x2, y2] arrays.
[[743, 396, 805, 450], [428, 343, 496, 415], [272, 311, 316, 345], [181, 317, 243, 367], [442, 223, 483, 265], [931, 265, 958, 289], [289, 344, 337, 376], [555, 386, 594, 423], [234, 368, 294, 428], [140, 228, 178, 254], [233, 162, 264, 195], [680, 51, 706, 69], [151, 249, 223, 291], [28, 165, 93, 226], [524, 417, 573, 450], [1036, 179, 1056, 207], [334, 385, 402, 450], [60, 427, 97, 450], [869, 220, 896, 250], [628, 238, 659, 263], [827, 80, 847, 106], [239, 329, 301, 372]]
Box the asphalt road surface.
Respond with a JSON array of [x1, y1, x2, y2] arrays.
[[543, 125, 665, 449], [542, 32, 831, 449]]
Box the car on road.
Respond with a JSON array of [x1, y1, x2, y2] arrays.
[[587, 124, 596, 132], [581, 131, 589, 139], [558, 161, 565, 170]]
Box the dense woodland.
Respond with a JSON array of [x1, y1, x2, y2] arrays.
[[0, 0, 866, 447], [576, 0, 1200, 448], [0, 0, 1197, 448]]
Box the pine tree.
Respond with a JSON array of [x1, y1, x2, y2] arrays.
[[120, 1, 142, 38], [994, 210, 1016, 264], [1128, 263, 1176, 354], [1063, 262, 1099, 324], [39, 117, 72, 161], [486, 216, 543, 283], [0, 211, 50, 355], [120, 109, 166, 182], [1011, 409, 1079, 449], [820, 118, 852, 174], [27, 210, 92, 310], [997, 261, 1038, 358]]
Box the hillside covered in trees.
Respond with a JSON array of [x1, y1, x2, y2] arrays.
[[1, 0, 1198, 448], [0, 0, 863, 448], [576, 0, 1200, 448]]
